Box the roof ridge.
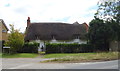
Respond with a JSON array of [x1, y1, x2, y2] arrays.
[[0, 19, 9, 31], [31, 22, 72, 25]]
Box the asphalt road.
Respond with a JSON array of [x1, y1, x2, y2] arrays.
[[1, 58, 119, 69]]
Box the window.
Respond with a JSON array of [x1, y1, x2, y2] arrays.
[[73, 34, 80, 39], [35, 35, 39, 40], [2, 29, 6, 33], [52, 35, 55, 39], [51, 34, 56, 39]]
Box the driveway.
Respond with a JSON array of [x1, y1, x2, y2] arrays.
[[2, 58, 119, 69]]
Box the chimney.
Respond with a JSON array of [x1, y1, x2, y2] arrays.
[[83, 22, 89, 32], [27, 17, 30, 27]]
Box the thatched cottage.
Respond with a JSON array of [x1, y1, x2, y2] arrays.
[[25, 17, 88, 51]]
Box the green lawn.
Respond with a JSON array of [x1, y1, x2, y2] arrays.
[[1, 52, 119, 63], [0, 53, 2, 57], [42, 52, 119, 63], [2, 53, 39, 58]]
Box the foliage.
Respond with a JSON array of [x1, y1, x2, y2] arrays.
[[95, 0, 120, 41], [88, 18, 115, 51], [18, 42, 39, 53], [88, 0, 120, 51], [46, 43, 93, 54], [4, 24, 24, 54], [0, 53, 2, 58], [95, 0, 120, 21]]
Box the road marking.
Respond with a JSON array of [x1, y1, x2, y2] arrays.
[[9, 63, 34, 69]]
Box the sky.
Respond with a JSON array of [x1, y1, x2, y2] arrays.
[[0, 0, 99, 32]]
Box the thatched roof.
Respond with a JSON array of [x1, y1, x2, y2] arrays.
[[25, 22, 87, 41]]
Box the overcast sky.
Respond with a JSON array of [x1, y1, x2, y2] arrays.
[[0, 0, 99, 32]]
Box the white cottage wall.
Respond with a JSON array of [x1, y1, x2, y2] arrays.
[[36, 39, 87, 52], [50, 39, 87, 44], [36, 40, 45, 52]]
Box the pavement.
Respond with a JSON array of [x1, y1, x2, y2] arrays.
[[1, 58, 119, 69]]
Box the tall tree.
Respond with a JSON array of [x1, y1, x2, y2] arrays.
[[95, 0, 120, 40], [88, 0, 120, 52], [88, 18, 114, 51], [5, 24, 24, 54]]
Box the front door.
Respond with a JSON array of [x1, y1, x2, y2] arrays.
[[38, 41, 45, 52]]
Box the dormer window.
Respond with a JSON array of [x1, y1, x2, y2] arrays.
[[35, 35, 40, 40], [51, 34, 57, 43], [51, 34, 56, 39], [73, 34, 80, 39]]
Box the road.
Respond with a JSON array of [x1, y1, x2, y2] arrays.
[[1, 58, 119, 69]]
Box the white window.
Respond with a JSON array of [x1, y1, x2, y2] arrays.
[[2, 29, 6, 33]]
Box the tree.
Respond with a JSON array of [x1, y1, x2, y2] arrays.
[[95, 0, 120, 21], [88, 18, 115, 51], [95, 0, 120, 40], [5, 24, 24, 54]]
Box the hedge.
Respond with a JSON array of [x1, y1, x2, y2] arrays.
[[18, 42, 39, 53], [46, 43, 93, 54]]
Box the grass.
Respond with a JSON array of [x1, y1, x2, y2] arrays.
[[1, 52, 119, 63], [2, 53, 39, 58], [0, 53, 2, 58], [41, 52, 119, 63], [38, 51, 46, 55]]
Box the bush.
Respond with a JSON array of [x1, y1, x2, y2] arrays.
[[46, 43, 93, 54], [18, 42, 39, 53], [4, 24, 24, 54]]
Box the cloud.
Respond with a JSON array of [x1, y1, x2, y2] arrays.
[[5, 3, 10, 7], [0, 0, 99, 32]]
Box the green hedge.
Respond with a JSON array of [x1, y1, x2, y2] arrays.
[[18, 42, 39, 53], [46, 43, 93, 54]]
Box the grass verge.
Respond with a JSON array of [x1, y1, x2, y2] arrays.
[[0, 53, 2, 58], [41, 52, 119, 63], [2, 53, 39, 58]]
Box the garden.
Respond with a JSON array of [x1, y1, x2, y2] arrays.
[[1, 0, 120, 64]]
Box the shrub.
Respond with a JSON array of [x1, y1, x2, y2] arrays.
[[4, 24, 24, 54], [46, 43, 93, 54]]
